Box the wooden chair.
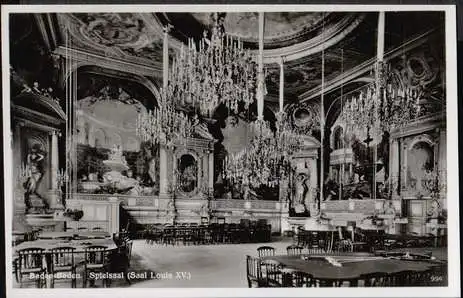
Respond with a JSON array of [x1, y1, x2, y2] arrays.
[[124, 240, 133, 266], [83, 245, 109, 288], [257, 246, 275, 258], [50, 247, 77, 288], [162, 226, 175, 246], [286, 245, 303, 256], [336, 239, 354, 252], [107, 244, 132, 287], [260, 259, 283, 287], [307, 231, 326, 253], [312, 277, 357, 287], [17, 248, 47, 288], [246, 255, 264, 288], [281, 267, 312, 287], [360, 272, 393, 287]]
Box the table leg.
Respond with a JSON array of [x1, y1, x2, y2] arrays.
[[44, 253, 52, 288], [329, 231, 334, 252]]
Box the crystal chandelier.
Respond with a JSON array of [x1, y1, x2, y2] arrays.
[[275, 111, 304, 157], [223, 13, 303, 189], [136, 88, 194, 147], [342, 61, 424, 133], [224, 119, 293, 188], [168, 13, 258, 116]]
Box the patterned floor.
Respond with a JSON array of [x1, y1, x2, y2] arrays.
[[13, 239, 447, 288]]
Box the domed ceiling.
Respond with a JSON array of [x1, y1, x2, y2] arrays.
[[40, 11, 444, 110], [189, 12, 331, 49]]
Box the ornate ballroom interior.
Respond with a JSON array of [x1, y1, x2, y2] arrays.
[[8, 11, 449, 288]]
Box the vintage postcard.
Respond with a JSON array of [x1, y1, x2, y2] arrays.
[[2, 4, 460, 298]]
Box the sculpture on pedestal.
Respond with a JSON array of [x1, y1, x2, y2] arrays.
[[22, 143, 49, 213], [200, 203, 210, 221], [166, 199, 177, 224], [292, 173, 309, 215]]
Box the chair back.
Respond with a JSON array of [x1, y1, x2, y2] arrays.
[[18, 248, 45, 272], [286, 245, 303, 256], [84, 245, 108, 267], [50, 247, 75, 270], [260, 259, 282, 287], [281, 267, 311, 287], [360, 272, 392, 286], [257, 246, 275, 258], [125, 240, 133, 261], [246, 255, 262, 287]]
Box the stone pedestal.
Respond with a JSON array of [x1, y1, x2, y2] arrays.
[[47, 189, 64, 210], [108, 197, 120, 234]]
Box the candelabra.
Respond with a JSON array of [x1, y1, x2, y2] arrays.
[[168, 13, 258, 116], [57, 168, 69, 190]]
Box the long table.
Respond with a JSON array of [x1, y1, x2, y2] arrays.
[[37, 231, 112, 240], [262, 253, 445, 282], [14, 237, 117, 253], [13, 234, 119, 288]]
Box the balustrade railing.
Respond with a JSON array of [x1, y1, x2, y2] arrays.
[[70, 193, 281, 211]]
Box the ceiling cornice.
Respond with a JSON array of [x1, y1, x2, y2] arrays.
[[54, 46, 163, 79], [259, 13, 365, 64]]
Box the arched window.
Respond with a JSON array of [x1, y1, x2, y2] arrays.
[[333, 126, 344, 150]]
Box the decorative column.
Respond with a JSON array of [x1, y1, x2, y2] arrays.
[[402, 142, 408, 193], [14, 121, 26, 215], [373, 11, 385, 200], [159, 25, 171, 198], [159, 148, 168, 197], [48, 129, 64, 210], [257, 12, 265, 120], [108, 196, 120, 234], [208, 151, 214, 191], [51, 130, 59, 189], [389, 138, 400, 196], [279, 56, 284, 113]]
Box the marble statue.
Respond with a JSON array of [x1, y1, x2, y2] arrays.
[[24, 144, 44, 195], [293, 174, 308, 213], [384, 201, 397, 215], [294, 174, 308, 205], [148, 158, 157, 185], [200, 203, 210, 218], [124, 169, 142, 196]]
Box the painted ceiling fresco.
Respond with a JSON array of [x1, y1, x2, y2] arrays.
[[39, 11, 445, 108]]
